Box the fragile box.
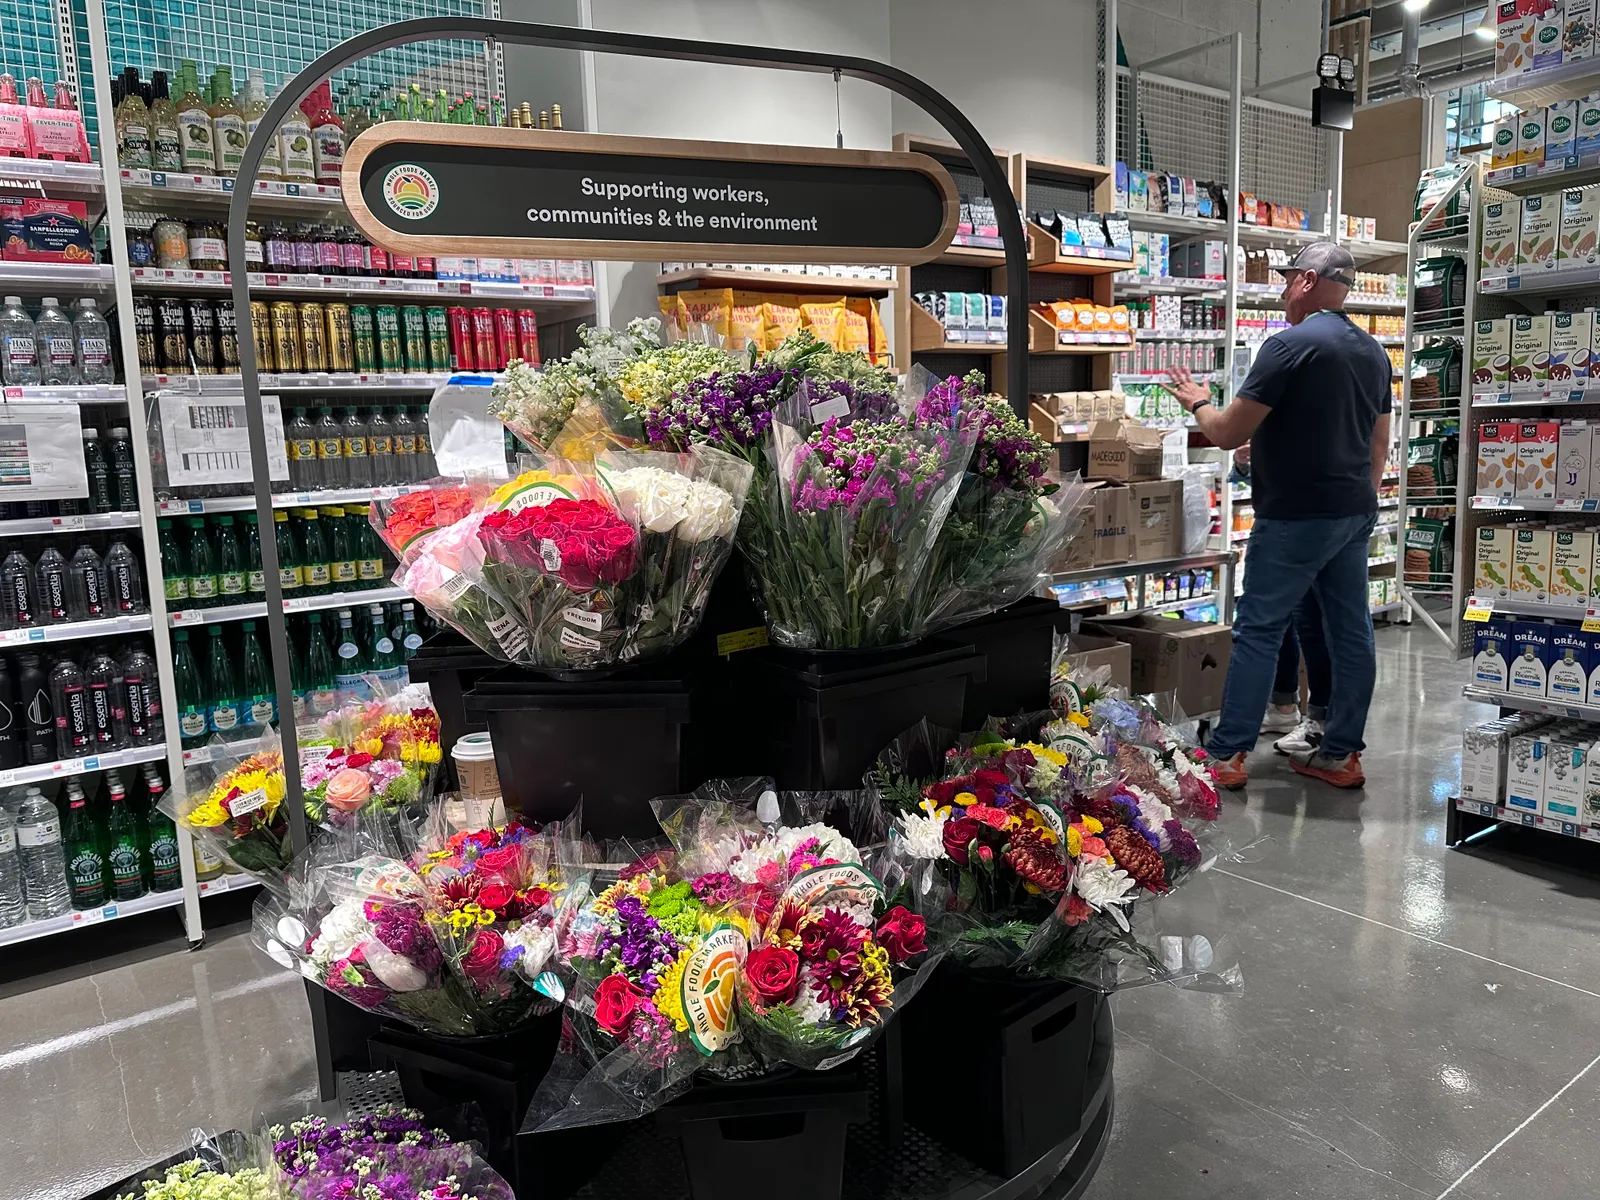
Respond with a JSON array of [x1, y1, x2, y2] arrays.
[[1080, 614, 1232, 716], [1086, 419, 1164, 482], [1088, 481, 1131, 565]]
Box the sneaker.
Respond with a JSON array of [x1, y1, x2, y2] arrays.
[[1275, 717, 1324, 755], [1212, 751, 1249, 790], [1290, 750, 1365, 789], [1260, 704, 1300, 734]]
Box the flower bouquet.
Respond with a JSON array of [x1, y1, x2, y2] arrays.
[[369, 479, 497, 565], [398, 510, 529, 662], [166, 735, 292, 886], [114, 1158, 273, 1200], [267, 1108, 514, 1200], [297, 692, 445, 827]]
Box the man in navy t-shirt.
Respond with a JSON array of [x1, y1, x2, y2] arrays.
[[1162, 241, 1392, 791]]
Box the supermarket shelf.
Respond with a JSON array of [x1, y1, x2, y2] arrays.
[[0, 613, 152, 648], [1229, 527, 1252, 543], [0, 384, 128, 403], [168, 585, 411, 627], [197, 872, 260, 897], [1403, 495, 1458, 507], [119, 168, 347, 215], [0, 742, 167, 792], [1370, 601, 1404, 615], [128, 267, 596, 307], [1343, 237, 1410, 263], [0, 511, 140, 537], [656, 268, 895, 296], [934, 237, 1007, 267], [1113, 276, 1224, 296], [1115, 372, 1221, 385], [142, 372, 474, 393], [1134, 328, 1226, 342], [1412, 317, 1467, 335], [1045, 549, 1234, 585], [0, 884, 188, 950], [1143, 592, 1218, 615], [181, 736, 267, 767], [1049, 335, 1132, 352], [1454, 796, 1600, 843], [1468, 495, 1598, 512], [1473, 385, 1600, 407], [1233, 281, 1407, 311], [1485, 153, 1600, 195], [1487, 59, 1600, 109], [1462, 684, 1600, 721], [1024, 227, 1135, 276], [158, 483, 429, 516], [1375, 336, 1406, 347], [1479, 262, 1600, 297], [0, 262, 117, 292], [1465, 595, 1587, 620], [1368, 556, 1396, 568], [0, 159, 106, 198], [1408, 409, 1461, 421]]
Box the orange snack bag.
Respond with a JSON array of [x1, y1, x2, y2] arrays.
[[839, 303, 871, 356], [799, 297, 848, 349], [762, 295, 803, 347], [677, 288, 732, 342]]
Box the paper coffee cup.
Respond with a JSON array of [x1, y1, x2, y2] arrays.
[[451, 732, 502, 826]]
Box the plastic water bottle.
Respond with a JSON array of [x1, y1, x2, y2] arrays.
[[67, 543, 106, 620], [0, 805, 26, 927], [107, 428, 139, 511], [103, 540, 146, 614], [34, 297, 77, 386], [15, 785, 69, 918], [34, 545, 69, 624], [1, 548, 39, 629], [0, 296, 39, 386], [73, 299, 114, 385]]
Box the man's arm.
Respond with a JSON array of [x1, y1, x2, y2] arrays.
[[1370, 412, 1391, 490], [1160, 367, 1270, 450]]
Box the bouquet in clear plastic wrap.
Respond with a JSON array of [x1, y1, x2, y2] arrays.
[[295, 691, 443, 827], [398, 509, 529, 663], [268, 1108, 514, 1200], [369, 479, 498, 566], [168, 734, 292, 885]]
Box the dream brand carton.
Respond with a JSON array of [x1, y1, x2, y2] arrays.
[[1510, 620, 1554, 699], [1549, 628, 1593, 704], [1472, 619, 1514, 689], [1557, 420, 1595, 499]]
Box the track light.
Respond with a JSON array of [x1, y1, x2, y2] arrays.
[[1474, 6, 1496, 38]]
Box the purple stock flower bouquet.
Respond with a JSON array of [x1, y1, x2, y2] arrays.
[[269, 1108, 514, 1200]]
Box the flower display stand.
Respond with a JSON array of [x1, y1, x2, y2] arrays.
[[947, 597, 1073, 728], [406, 632, 503, 790]]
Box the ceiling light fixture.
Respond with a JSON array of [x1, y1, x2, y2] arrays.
[[1403, 0, 1429, 12], [1474, 6, 1496, 38]]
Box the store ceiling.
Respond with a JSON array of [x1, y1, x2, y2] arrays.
[[1364, 1, 1494, 98]]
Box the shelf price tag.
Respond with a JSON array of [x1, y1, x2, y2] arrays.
[[1581, 608, 1600, 632], [72, 905, 114, 926], [1463, 598, 1493, 622]]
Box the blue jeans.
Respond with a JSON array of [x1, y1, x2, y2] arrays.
[[1208, 513, 1377, 760], [1272, 590, 1331, 719]]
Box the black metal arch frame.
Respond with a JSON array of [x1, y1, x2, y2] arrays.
[[224, 16, 1029, 849]]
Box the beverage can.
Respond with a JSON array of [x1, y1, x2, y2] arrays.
[[157, 296, 188, 372], [185, 299, 218, 375], [493, 308, 517, 372], [249, 301, 275, 372], [515, 308, 540, 366], [448, 306, 475, 371], [349, 305, 376, 373], [325, 303, 354, 372], [132, 296, 158, 370], [401, 305, 428, 373], [215, 300, 240, 373], [471, 307, 497, 372], [271, 301, 303, 373], [375, 305, 402, 372], [298, 301, 327, 372], [424, 307, 450, 372]]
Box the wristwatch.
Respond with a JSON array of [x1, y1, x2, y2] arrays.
[[1190, 398, 1213, 414]]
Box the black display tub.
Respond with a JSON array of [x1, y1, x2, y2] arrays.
[[407, 632, 502, 790], [717, 639, 986, 790], [899, 965, 1096, 1178], [946, 597, 1071, 728], [462, 655, 705, 839]]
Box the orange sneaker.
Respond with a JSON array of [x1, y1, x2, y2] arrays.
[[1211, 751, 1248, 789], [1290, 750, 1365, 789]]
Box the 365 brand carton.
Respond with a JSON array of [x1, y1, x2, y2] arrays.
[[1561, 188, 1600, 267], [1550, 312, 1594, 382], [1482, 202, 1521, 276], [1498, 2, 1538, 76], [1555, 528, 1596, 602], [1473, 318, 1513, 388], [1550, 100, 1581, 160], [1477, 421, 1518, 496], [1512, 525, 1555, 599], [1550, 628, 1593, 704], [1520, 193, 1559, 265], [1558, 420, 1595, 500], [1510, 621, 1553, 700], [1515, 420, 1560, 498], [1476, 525, 1516, 601], [1473, 619, 1514, 689], [1506, 732, 1547, 813], [1509, 313, 1551, 384], [1543, 735, 1587, 822]]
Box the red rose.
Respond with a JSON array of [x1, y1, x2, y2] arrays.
[[524, 885, 553, 910], [476, 883, 513, 912], [874, 906, 927, 963], [593, 973, 646, 1035], [942, 817, 982, 865], [744, 946, 801, 1006], [974, 769, 1010, 791], [460, 928, 504, 978], [925, 780, 958, 806], [474, 844, 521, 876]]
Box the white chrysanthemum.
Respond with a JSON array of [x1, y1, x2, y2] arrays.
[[790, 984, 832, 1027], [727, 823, 862, 884], [677, 479, 738, 541], [309, 899, 370, 967], [1027, 754, 1063, 795], [1072, 855, 1137, 919], [896, 811, 949, 862], [1128, 785, 1174, 850], [505, 923, 558, 978]]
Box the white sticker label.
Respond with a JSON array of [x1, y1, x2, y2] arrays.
[[17, 819, 60, 847], [560, 626, 602, 651], [810, 394, 852, 423], [487, 611, 529, 657], [539, 538, 562, 572], [229, 787, 270, 816], [439, 571, 473, 601], [0, 827, 15, 853], [302, 744, 334, 762], [562, 606, 605, 631]]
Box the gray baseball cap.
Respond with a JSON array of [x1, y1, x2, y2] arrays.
[[1285, 240, 1356, 286]]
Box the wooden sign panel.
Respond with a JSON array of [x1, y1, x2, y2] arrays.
[[341, 125, 959, 265]]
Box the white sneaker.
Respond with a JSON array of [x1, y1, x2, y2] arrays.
[[1275, 717, 1324, 755], [1260, 705, 1300, 734]]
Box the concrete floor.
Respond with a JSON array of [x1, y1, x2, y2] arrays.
[[1, 625, 1596, 1200]]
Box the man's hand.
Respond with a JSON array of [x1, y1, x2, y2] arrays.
[[1161, 367, 1211, 413]]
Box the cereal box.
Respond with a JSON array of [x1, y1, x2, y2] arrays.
[[1510, 313, 1551, 384], [1477, 421, 1519, 496], [1561, 188, 1600, 265], [1483, 201, 1521, 276], [1513, 526, 1556, 600], [1517, 421, 1561, 498], [1499, 2, 1538, 76], [1520, 192, 1559, 265], [1550, 100, 1581, 160], [1533, 0, 1566, 68], [1551, 311, 1594, 382], [1475, 525, 1515, 600], [1553, 528, 1595, 601], [1473, 318, 1513, 388]]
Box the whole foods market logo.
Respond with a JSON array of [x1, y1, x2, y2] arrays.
[[383, 164, 439, 220]]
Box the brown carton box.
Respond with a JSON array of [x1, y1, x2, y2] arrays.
[[1089, 481, 1131, 565], [1127, 479, 1184, 560], [1086, 419, 1164, 481], [1080, 614, 1233, 715], [1062, 633, 1133, 693], [1047, 491, 1097, 572]]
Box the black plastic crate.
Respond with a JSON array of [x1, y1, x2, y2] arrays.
[[945, 597, 1070, 727], [462, 657, 703, 839], [899, 966, 1096, 1178]]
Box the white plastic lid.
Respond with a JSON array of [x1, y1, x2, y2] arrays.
[[40, 297, 58, 307], [78, 298, 96, 309], [450, 731, 495, 761], [110, 427, 130, 438], [3, 296, 21, 306], [81, 428, 98, 437]]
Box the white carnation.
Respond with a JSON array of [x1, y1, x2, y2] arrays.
[[676, 479, 738, 542], [309, 899, 370, 967], [896, 811, 949, 862]]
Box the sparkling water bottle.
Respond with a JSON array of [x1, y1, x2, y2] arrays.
[[15, 785, 69, 918], [0, 804, 26, 927], [73, 298, 114, 386], [34, 297, 76, 386]]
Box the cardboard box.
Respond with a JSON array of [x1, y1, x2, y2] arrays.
[[1509, 313, 1550, 384], [1478, 421, 1519, 496], [1549, 628, 1592, 704], [1558, 420, 1595, 500], [1062, 633, 1133, 694], [1550, 100, 1580, 159], [1520, 193, 1559, 265], [1482, 201, 1521, 275], [1080, 614, 1233, 716], [0, 198, 92, 263], [1553, 527, 1594, 601], [1506, 732, 1547, 813], [1473, 318, 1513, 387], [1047, 490, 1097, 573], [1516, 419, 1560, 497], [1086, 420, 1164, 481], [1560, 187, 1600, 266], [1090, 482, 1131, 565], [1127, 479, 1184, 560], [1510, 620, 1553, 699], [1472, 619, 1513, 690], [1512, 525, 1555, 600], [1475, 525, 1515, 600], [1550, 311, 1594, 381]]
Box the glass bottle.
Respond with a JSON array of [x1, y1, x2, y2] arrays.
[[83, 429, 113, 514], [367, 602, 402, 692], [106, 426, 138, 511], [67, 543, 105, 621], [0, 295, 39, 386], [239, 620, 275, 728], [413, 405, 436, 478], [340, 226, 366, 277], [143, 768, 181, 892], [1, 548, 38, 629], [241, 70, 280, 181], [186, 516, 218, 607], [332, 607, 365, 702], [0, 655, 20, 769], [116, 66, 152, 170], [291, 221, 318, 276], [286, 406, 318, 491], [0, 803, 24, 927], [399, 602, 422, 685], [157, 517, 189, 610], [121, 643, 162, 747], [264, 220, 297, 273], [34, 545, 69, 624], [242, 511, 267, 601], [209, 65, 244, 176], [172, 629, 208, 749], [304, 80, 346, 185], [324, 505, 356, 592], [15, 786, 68, 918], [315, 225, 343, 276], [104, 779, 145, 901], [35, 296, 77, 386], [316, 406, 346, 488], [304, 611, 338, 716], [365, 406, 394, 485], [278, 90, 314, 182], [16, 654, 51, 765], [341, 407, 372, 488], [175, 62, 216, 174], [103, 540, 145, 615], [149, 70, 181, 172], [274, 510, 303, 599], [204, 625, 240, 734], [390, 405, 417, 484], [213, 514, 245, 603], [86, 651, 127, 752], [186, 218, 225, 272], [48, 655, 89, 758], [354, 505, 386, 587], [298, 508, 331, 595], [241, 218, 265, 274], [62, 780, 106, 910]]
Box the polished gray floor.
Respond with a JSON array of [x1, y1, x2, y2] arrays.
[[1, 626, 1596, 1200]]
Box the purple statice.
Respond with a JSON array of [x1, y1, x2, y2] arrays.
[[364, 899, 443, 974], [790, 417, 954, 515], [598, 894, 679, 975], [645, 367, 796, 454], [912, 372, 1052, 496], [1164, 819, 1201, 867]]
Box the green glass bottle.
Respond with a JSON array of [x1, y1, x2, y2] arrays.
[[172, 629, 209, 749], [324, 505, 357, 593], [213, 514, 246, 603], [332, 607, 366, 702], [158, 517, 189, 609], [204, 625, 240, 734], [354, 504, 385, 587], [287, 616, 308, 722], [242, 511, 267, 601], [61, 779, 107, 910], [366, 601, 401, 692], [274, 510, 303, 598], [239, 619, 276, 727], [186, 516, 218, 608], [143, 769, 181, 892], [104, 778, 145, 901], [304, 611, 338, 716], [298, 508, 332, 595]]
